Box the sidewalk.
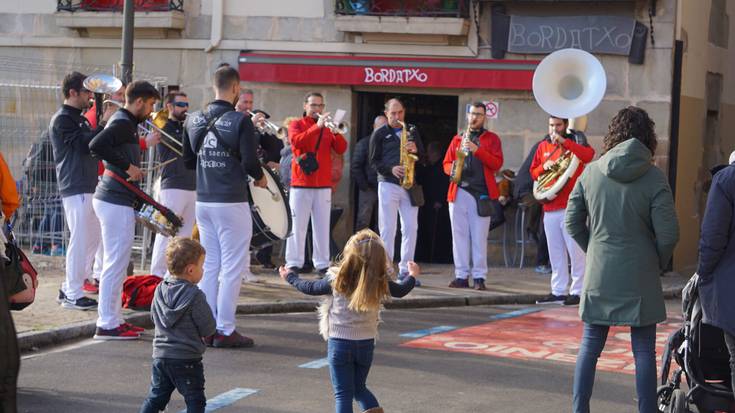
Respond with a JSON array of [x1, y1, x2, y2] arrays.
[[14, 253, 689, 352]]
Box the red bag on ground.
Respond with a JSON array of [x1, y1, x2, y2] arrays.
[[122, 275, 162, 311], [5, 242, 39, 311]]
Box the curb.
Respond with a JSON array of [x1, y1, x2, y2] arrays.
[[18, 286, 684, 353]]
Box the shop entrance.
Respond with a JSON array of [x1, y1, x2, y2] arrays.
[[353, 91, 458, 264]]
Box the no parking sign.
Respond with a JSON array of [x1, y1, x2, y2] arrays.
[[484, 101, 499, 119]]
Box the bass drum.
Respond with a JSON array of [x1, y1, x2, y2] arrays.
[[249, 165, 292, 250]]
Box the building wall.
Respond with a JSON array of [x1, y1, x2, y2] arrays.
[[674, 0, 734, 272], [0, 0, 683, 252]]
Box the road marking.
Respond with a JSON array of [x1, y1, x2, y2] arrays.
[[299, 357, 330, 369], [489, 307, 543, 321], [22, 339, 102, 360], [177, 388, 258, 413], [400, 325, 457, 338]]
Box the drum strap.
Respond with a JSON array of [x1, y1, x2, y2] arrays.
[[103, 169, 182, 228], [195, 111, 240, 161]]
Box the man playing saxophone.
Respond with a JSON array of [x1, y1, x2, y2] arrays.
[[531, 115, 595, 306], [443, 102, 503, 291], [368, 98, 424, 284]]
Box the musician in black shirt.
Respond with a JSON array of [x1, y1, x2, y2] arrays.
[[89, 80, 160, 341]]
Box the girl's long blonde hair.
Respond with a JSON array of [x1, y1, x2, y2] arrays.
[[331, 229, 390, 313]]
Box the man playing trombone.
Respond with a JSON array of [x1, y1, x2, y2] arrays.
[[148, 91, 196, 278], [285, 92, 347, 277]]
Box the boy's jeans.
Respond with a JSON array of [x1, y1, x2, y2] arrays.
[[328, 338, 379, 413], [573, 323, 657, 413], [140, 358, 206, 413]]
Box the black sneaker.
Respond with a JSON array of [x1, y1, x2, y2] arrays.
[[61, 296, 98, 311], [317, 268, 329, 279], [536, 293, 566, 305], [56, 289, 66, 304], [563, 294, 580, 306], [448, 278, 470, 288]]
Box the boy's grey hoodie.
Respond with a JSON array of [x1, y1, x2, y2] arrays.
[[151, 277, 216, 359]]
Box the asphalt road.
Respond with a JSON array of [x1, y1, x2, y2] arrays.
[[17, 303, 681, 413]]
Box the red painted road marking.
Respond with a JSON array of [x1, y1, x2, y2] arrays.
[[401, 307, 683, 375]]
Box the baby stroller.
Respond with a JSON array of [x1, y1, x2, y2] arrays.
[[657, 274, 734, 413]]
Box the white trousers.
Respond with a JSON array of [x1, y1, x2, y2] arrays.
[[93, 241, 103, 281], [378, 182, 418, 275], [285, 187, 331, 270], [543, 209, 585, 296], [93, 199, 135, 329], [61, 194, 101, 300], [449, 188, 491, 280], [196, 202, 252, 336], [149, 189, 197, 277]]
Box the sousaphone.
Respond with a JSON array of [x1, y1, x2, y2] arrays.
[[532, 48, 606, 202]]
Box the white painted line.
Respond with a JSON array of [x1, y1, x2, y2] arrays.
[[177, 387, 259, 413], [400, 325, 457, 338], [22, 339, 103, 360], [298, 357, 330, 369]]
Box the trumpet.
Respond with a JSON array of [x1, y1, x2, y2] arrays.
[[319, 114, 349, 135], [247, 111, 288, 140], [137, 110, 183, 156]]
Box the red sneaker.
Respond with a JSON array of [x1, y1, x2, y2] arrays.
[[83, 279, 99, 294], [121, 322, 145, 333], [212, 331, 254, 348], [93, 325, 140, 340]]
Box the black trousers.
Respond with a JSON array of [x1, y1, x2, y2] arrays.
[[0, 261, 19, 413]]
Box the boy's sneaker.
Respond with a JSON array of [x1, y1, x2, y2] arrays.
[[448, 278, 470, 288], [61, 296, 98, 311], [121, 322, 145, 333], [83, 279, 99, 294], [93, 325, 140, 340], [536, 293, 566, 305], [473, 278, 487, 291], [213, 330, 255, 348], [563, 295, 581, 306]]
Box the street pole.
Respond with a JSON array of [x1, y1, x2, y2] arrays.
[[120, 0, 134, 84]]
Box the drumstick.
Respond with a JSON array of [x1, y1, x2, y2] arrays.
[[126, 158, 177, 181]]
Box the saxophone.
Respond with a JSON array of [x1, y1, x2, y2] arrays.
[[398, 120, 418, 189], [450, 125, 471, 184]]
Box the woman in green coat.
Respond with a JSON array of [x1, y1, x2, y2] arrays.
[[565, 107, 679, 413]]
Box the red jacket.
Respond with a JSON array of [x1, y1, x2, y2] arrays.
[[442, 130, 504, 202], [289, 116, 347, 188], [530, 136, 595, 212]]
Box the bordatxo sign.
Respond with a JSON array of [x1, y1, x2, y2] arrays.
[[363, 67, 429, 84]]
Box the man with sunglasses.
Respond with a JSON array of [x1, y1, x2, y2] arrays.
[[149, 92, 196, 277], [49, 72, 114, 311]]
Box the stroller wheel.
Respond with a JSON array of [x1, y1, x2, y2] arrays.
[[657, 385, 674, 413], [667, 389, 690, 413]]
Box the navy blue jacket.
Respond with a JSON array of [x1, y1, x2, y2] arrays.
[[368, 123, 424, 186], [159, 119, 195, 191], [697, 164, 735, 336]]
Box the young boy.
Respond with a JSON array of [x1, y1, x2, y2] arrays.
[[140, 238, 215, 413]]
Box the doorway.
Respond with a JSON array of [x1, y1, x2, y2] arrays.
[[353, 91, 458, 264]]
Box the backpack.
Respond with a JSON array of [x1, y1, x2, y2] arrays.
[[3, 226, 39, 311], [122, 275, 162, 311]]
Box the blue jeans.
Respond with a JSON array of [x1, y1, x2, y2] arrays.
[[328, 338, 379, 413], [140, 358, 206, 413], [573, 323, 657, 413]]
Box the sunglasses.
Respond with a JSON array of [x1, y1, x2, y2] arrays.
[[173, 102, 189, 108]]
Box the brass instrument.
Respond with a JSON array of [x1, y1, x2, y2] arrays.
[[318, 113, 350, 136], [247, 111, 288, 139], [450, 125, 471, 184], [398, 120, 418, 189], [138, 110, 184, 157]]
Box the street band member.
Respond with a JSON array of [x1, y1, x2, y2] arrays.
[[149, 92, 196, 278], [236, 89, 284, 270], [49, 72, 114, 311], [531, 115, 595, 306], [443, 103, 503, 291], [285, 92, 347, 277], [368, 98, 424, 283], [183, 66, 266, 348], [89, 80, 160, 340]]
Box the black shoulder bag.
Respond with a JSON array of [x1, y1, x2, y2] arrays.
[[296, 127, 323, 175]]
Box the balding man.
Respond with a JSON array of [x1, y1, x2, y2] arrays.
[[369, 98, 424, 284], [352, 115, 387, 231]]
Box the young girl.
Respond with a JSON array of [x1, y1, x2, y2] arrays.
[[279, 228, 419, 413]]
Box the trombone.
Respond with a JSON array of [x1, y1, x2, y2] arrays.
[[138, 110, 183, 157], [247, 111, 288, 139]]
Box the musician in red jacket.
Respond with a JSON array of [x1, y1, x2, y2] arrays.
[[530, 115, 595, 306], [442, 102, 503, 291], [285, 92, 347, 277]]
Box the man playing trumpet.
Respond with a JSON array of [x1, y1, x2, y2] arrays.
[[531, 115, 594, 306], [443, 102, 503, 291]]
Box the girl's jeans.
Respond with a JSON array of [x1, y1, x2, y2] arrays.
[[328, 338, 379, 413], [573, 323, 657, 413]]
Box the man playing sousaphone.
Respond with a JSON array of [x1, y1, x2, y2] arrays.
[[531, 115, 594, 306]]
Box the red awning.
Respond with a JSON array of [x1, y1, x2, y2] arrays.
[[238, 53, 537, 90]]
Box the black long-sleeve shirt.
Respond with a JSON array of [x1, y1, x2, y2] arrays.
[[351, 136, 377, 191], [159, 119, 195, 191], [286, 271, 415, 297], [369, 123, 424, 186], [182, 100, 263, 203]]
